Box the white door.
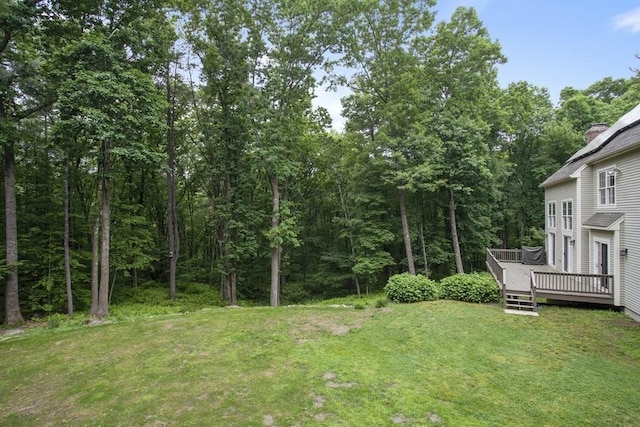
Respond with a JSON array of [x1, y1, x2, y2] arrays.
[[547, 233, 556, 266]]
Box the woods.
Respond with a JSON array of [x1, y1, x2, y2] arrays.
[[2, 0, 640, 323]]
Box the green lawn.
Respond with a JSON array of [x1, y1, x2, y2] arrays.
[[1, 301, 639, 426]]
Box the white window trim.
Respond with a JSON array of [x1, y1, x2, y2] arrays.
[[547, 202, 556, 229], [596, 166, 617, 208], [561, 199, 573, 231]]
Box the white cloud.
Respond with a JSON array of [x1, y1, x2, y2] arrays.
[[614, 7, 640, 32]]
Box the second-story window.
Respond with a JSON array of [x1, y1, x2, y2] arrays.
[[598, 168, 616, 206], [548, 202, 556, 228], [562, 200, 573, 230]]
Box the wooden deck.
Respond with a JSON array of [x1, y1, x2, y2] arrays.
[[499, 262, 557, 293], [486, 248, 615, 305]]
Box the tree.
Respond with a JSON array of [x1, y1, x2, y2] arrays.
[[495, 82, 553, 247], [54, 1, 168, 316], [338, 0, 437, 275], [1, 0, 58, 324], [422, 7, 505, 273], [251, 0, 340, 306]]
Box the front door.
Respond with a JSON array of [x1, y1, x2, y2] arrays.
[[594, 240, 610, 289], [596, 241, 609, 275]]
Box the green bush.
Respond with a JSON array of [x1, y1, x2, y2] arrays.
[[280, 282, 309, 305], [375, 298, 388, 308], [385, 273, 438, 303], [439, 273, 500, 303]]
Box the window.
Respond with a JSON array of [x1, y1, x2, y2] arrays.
[[562, 200, 573, 230], [598, 168, 616, 206], [547, 202, 556, 228]]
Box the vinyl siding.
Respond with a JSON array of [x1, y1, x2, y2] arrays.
[[580, 167, 594, 273], [593, 148, 640, 315], [545, 180, 577, 270]]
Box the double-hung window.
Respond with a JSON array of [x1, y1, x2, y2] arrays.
[[598, 168, 616, 206], [547, 202, 556, 228], [562, 200, 573, 230]]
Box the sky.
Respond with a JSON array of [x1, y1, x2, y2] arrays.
[[316, 0, 640, 131]]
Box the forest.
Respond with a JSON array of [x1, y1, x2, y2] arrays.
[[2, 0, 639, 324]]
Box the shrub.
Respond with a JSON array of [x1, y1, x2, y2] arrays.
[[280, 282, 309, 305], [385, 273, 438, 303], [439, 273, 500, 303], [375, 298, 388, 308]]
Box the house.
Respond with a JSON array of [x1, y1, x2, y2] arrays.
[[539, 102, 640, 322]]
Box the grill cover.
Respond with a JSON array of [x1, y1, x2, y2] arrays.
[[522, 246, 545, 265]]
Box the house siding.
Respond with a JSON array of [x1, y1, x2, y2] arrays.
[[545, 180, 577, 270], [593, 149, 640, 316], [580, 167, 594, 273]]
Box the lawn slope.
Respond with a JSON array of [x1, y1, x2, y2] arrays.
[[1, 301, 639, 426]]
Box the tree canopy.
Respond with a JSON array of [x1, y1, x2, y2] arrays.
[[2, 0, 640, 323]]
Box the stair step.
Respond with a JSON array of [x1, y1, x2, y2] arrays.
[[505, 303, 535, 310], [504, 309, 539, 316], [503, 292, 538, 314]]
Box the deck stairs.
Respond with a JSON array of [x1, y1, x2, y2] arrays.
[[504, 291, 538, 316]]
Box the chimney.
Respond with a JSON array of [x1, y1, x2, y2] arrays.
[[586, 123, 608, 143]]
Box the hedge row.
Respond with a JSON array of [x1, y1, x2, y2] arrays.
[[385, 272, 500, 304]]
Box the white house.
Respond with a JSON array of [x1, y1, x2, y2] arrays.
[[541, 103, 640, 321]]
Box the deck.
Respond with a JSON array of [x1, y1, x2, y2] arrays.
[[486, 249, 614, 305], [495, 261, 557, 293]]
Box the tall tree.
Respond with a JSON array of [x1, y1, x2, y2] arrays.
[[422, 7, 505, 273], [494, 82, 553, 246], [251, 0, 340, 306], [1, 0, 58, 324], [338, 0, 437, 275], [54, 0, 168, 317]]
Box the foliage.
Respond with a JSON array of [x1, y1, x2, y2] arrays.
[[280, 282, 309, 305], [109, 281, 225, 317], [375, 298, 388, 308], [3, 0, 640, 321], [439, 272, 501, 303], [385, 273, 438, 303]]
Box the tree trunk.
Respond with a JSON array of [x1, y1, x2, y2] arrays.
[[398, 188, 416, 275], [89, 178, 102, 316], [166, 64, 179, 300], [419, 221, 429, 277], [336, 180, 361, 297], [89, 180, 101, 316], [270, 174, 280, 307], [64, 162, 73, 316], [230, 270, 237, 306], [449, 185, 464, 274], [96, 145, 111, 318], [4, 141, 24, 324]]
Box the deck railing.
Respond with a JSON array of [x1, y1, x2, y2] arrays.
[[485, 248, 506, 288], [488, 248, 522, 263], [532, 271, 613, 296]]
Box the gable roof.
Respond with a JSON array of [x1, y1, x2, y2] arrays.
[[540, 103, 640, 188]]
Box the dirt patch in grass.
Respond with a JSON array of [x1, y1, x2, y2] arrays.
[[322, 372, 356, 388], [611, 318, 640, 328], [287, 309, 374, 344], [310, 393, 325, 408]]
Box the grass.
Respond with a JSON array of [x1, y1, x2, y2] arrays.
[[1, 301, 639, 426]]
